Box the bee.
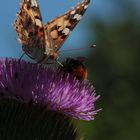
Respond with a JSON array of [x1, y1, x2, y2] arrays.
[[60, 57, 88, 80]]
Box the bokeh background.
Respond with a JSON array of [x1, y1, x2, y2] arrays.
[[0, 0, 140, 139]]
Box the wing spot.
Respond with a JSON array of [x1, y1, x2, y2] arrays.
[[58, 26, 64, 31], [82, 4, 85, 7], [35, 19, 42, 26], [28, 32, 33, 37], [39, 28, 43, 32], [35, 16, 41, 19], [73, 14, 82, 21], [84, 4, 89, 9], [61, 35, 67, 39], [62, 28, 70, 35], [70, 10, 76, 15], [77, 6, 80, 9], [31, 0, 38, 7], [50, 30, 58, 39], [26, 4, 30, 10]]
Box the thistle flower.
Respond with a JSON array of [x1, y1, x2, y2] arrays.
[[0, 58, 100, 121]]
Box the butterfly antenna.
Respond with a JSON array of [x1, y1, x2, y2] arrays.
[[57, 60, 64, 67], [56, 57, 64, 67], [19, 52, 25, 61], [59, 44, 96, 53]]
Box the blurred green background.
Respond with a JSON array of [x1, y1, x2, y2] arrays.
[[76, 1, 140, 140]]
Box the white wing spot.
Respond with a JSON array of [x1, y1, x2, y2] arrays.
[[17, 38, 21, 43], [73, 14, 82, 21], [77, 6, 80, 9], [82, 4, 84, 6], [70, 10, 76, 15], [35, 19, 42, 26], [84, 4, 89, 9], [62, 28, 70, 35], [31, 0, 38, 7]]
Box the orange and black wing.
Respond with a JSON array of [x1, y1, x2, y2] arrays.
[[44, 0, 90, 51], [14, 0, 45, 58]]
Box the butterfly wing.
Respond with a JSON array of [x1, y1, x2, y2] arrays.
[[14, 0, 45, 60], [44, 0, 90, 51]]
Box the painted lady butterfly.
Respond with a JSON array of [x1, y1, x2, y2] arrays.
[[14, 0, 90, 63]]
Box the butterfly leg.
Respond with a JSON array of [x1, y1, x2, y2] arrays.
[[56, 57, 63, 67], [12, 52, 26, 66]]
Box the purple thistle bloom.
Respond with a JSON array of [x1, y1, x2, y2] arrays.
[[0, 58, 101, 121]]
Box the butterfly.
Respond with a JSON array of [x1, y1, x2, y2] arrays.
[[60, 57, 88, 80], [14, 0, 90, 63]]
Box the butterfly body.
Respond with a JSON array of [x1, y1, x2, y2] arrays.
[[14, 0, 90, 63], [60, 58, 88, 80]]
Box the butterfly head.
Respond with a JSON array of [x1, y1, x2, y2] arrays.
[[48, 51, 58, 61], [43, 47, 58, 62]]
